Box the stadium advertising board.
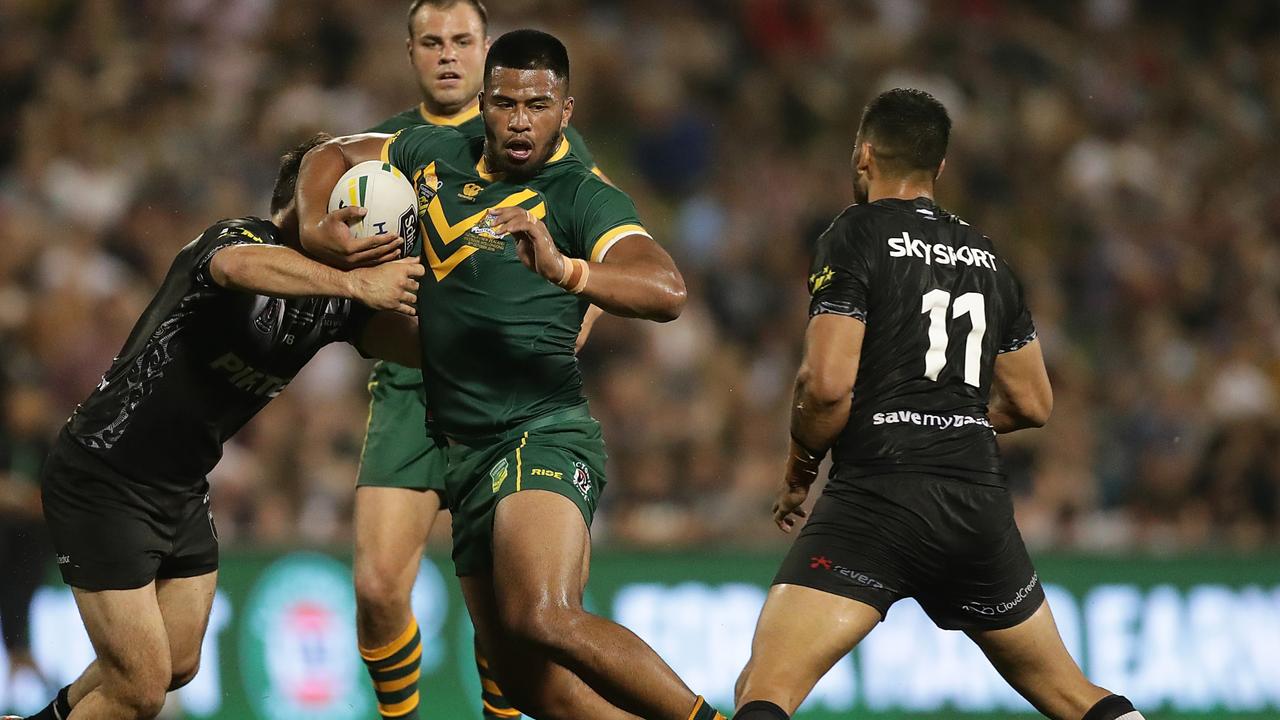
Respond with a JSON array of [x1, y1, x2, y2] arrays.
[[0, 552, 1276, 719]]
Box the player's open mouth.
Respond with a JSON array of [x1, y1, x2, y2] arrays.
[[436, 71, 461, 85], [504, 139, 534, 162]]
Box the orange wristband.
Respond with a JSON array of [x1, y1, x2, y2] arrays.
[[557, 258, 590, 294]]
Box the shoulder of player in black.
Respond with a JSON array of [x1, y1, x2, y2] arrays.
[[865, 196, 969, 225], [189, 216, 281, 249]]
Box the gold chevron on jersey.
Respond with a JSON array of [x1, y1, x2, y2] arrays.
[[418, 167, 547, 281]]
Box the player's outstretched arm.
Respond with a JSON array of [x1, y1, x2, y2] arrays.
[[491, 208, 686, 322], [355, 312, 422, 368], [774, 313, 865, 531], [210, 245, 423, 315], [989, 339, 1052, 433], [295, 133, 399, 269]]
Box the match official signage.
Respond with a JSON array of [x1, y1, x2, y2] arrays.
[[1, 552, 1276, 719]]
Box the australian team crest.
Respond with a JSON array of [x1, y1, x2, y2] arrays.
[[463, 214, 509, 253]]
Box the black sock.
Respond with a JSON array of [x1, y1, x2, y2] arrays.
[[26, 686, 71, 720], [733, 700, 789, 720], [1082, 694, 1143, 720]]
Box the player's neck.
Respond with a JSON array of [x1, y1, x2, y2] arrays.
[[420, 96, 480, 122], [867, 177, 935, 204], [272, 208, 303, 251]]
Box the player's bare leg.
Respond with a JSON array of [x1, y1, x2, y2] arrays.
[[65, 586, 168, 718], [353, 486, 438, 717], [490, 490, 720, 720], [53, 573, 217, 719], [460, 572, 640, 720], [155, 573, 218, 691], [354, 486, 438, 643], [734, 584, 880, 717], [967, 601, 1142, 720]]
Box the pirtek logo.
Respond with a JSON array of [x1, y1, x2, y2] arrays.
[[810, 555, 833, 570], [531, 468, 563, 480], [210, 352, 290, 397]]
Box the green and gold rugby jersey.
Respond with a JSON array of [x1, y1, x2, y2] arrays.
[[364, 103, 598, 391], [382, 125, 646, 437]]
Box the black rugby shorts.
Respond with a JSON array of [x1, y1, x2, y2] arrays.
[[41, 435, 218, 592], [773, 473, 1043, 632]]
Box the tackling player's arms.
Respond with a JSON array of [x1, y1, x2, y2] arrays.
[[987, 338, 1052, 433], [208, 241, 423, 316]]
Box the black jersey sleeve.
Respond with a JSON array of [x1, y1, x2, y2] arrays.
[[997, 258, 1037, 353], [808, 210, 876, 323], [190, 221, 272, 290]]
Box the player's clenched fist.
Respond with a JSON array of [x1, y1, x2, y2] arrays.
[[489, 207, 566, 282], [349, 256, 424, 316]]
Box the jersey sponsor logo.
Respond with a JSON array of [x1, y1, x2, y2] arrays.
[[490, 457, 510, 492], [809, 265, 835, 295], [571, 462, 591, 500], [399, 206, 419, 257], [530, 467, 563, 480], [961, 572, 1039, 617], [56, 554, 71, 565], [210, 352, 291, 398], [459, 182, 484, 201], [887, 231, 998, 271], [808, 555, 887, 589], [871, 410, 993, 431]]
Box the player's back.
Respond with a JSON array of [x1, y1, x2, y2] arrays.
[[809, 197, 1036, 486], [64, 217, 370, 491]]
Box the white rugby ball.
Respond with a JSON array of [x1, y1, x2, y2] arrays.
[[327, 160, 419, 257]]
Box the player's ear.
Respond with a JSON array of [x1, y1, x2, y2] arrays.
[[561, 95, 574, 131], [935, 158, 946, 181], [857, 142, 875, 177]]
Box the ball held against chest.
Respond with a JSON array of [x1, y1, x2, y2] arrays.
[[327, 160, 420, 257]]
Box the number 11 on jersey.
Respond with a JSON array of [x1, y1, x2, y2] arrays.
[[921, 290, 986, 387]]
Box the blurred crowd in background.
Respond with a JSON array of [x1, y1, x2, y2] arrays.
[[1, 0, 1278, 564]]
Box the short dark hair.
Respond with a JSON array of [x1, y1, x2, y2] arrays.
[[484, 29, 569, 89], [858, 88, 951, 176], [406, 0, 488, 38], [270, 133, 333, 215]]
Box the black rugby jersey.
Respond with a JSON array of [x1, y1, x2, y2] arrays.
[[808, 197, 1036, 485], [63, 217, 373, 493]]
